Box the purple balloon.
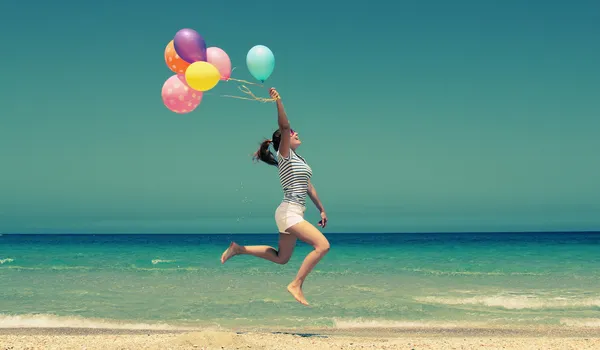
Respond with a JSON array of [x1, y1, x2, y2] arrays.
[[173, 28, 207, 63]]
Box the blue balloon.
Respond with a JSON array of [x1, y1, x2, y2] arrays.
[[246, 45, 275, 82]]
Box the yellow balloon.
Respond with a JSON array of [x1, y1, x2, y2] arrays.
[[184, 61, 220, 92]]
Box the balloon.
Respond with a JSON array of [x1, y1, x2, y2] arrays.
[[164, 40, 190, 74], [207, 47, 232, 81], [173, 28, 207, 64], [246, 45, 275, 82], [161, 74, 203, 114], [185, 61, 220, 92]]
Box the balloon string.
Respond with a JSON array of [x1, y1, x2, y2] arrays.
[[221, 85, 276, 103], [226, 77, 263, 87]]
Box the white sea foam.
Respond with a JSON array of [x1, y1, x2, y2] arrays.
[[0, 258, 14, 264], [333, 318, 484, 329], [399, 267, 546, 276], [560, 318, 600, 327], [415, 295, 600, 310], [0, 314, 196, 330], [151, 259, 176, 265]]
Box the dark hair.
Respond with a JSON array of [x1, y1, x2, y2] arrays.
[[253, 129, 282, 166]]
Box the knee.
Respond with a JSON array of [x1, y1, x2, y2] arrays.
[[315, 241, 330, 255], [277, 256, 291, 265]]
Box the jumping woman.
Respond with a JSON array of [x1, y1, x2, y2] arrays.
[[220, 87, 330, 306]]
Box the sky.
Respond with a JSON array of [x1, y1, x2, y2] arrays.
[[0, 0, 599, 233]]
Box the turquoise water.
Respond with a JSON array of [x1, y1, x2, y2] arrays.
[[1, 233, 599, 330]]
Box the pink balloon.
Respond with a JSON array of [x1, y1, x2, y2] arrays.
[[207, 47, 232, 81], [161, 74, 203, 114]]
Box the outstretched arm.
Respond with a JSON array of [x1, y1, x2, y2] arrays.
[[308, 181, 328, 228], [269, 88, 291, 158], [307, 181, 324, 212]]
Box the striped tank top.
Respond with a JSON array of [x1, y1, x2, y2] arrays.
[[277, 149, 313, 206]]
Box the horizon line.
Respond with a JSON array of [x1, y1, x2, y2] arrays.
[[2, 230, 599, 235]]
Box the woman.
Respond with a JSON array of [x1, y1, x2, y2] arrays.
[[220, 88, 330, 306]]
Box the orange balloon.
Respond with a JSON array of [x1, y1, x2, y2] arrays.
[[164, 40, 191, 74]]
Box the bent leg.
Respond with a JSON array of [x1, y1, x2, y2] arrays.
[[285, 221, 330, 305], [220, 233, 297, 264]]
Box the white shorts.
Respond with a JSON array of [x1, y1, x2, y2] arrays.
[[275, 201, 306, 234]]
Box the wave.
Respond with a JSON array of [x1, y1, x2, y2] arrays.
[[415, 295, 600, 310], [346, 285, 387, 293], [0, 265, 289, 275], [0, 262, 559, 278], [399, 267, 547, 276], [333, 318, 485, 329], [335, 317, 600, 330], [0, 265, 236, 275], [0, 314, 197, 330], [1, 266, 92, 271], [151, 259, 176, 265], [560, 318, 600, 327], [0, 258, 14, 264], [2, 314, 599, 332]]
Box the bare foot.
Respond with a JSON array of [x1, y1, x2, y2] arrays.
[[220, 242, 240, 264], [287, 281, 309, 306]]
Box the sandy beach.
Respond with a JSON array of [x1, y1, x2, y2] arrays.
[[1, 327, 599, 350]]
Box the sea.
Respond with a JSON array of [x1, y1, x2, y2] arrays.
[[1, 232, 599, 331]]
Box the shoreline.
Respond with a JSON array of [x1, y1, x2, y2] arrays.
[[1, 326, 599, 350], [2, 324, 600, 336]]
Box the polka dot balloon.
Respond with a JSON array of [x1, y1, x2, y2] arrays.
[[164, 40, 191, 74], [161, 74, 203, 114]]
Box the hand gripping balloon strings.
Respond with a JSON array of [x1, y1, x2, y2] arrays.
[[221, 84, 276, 103]]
